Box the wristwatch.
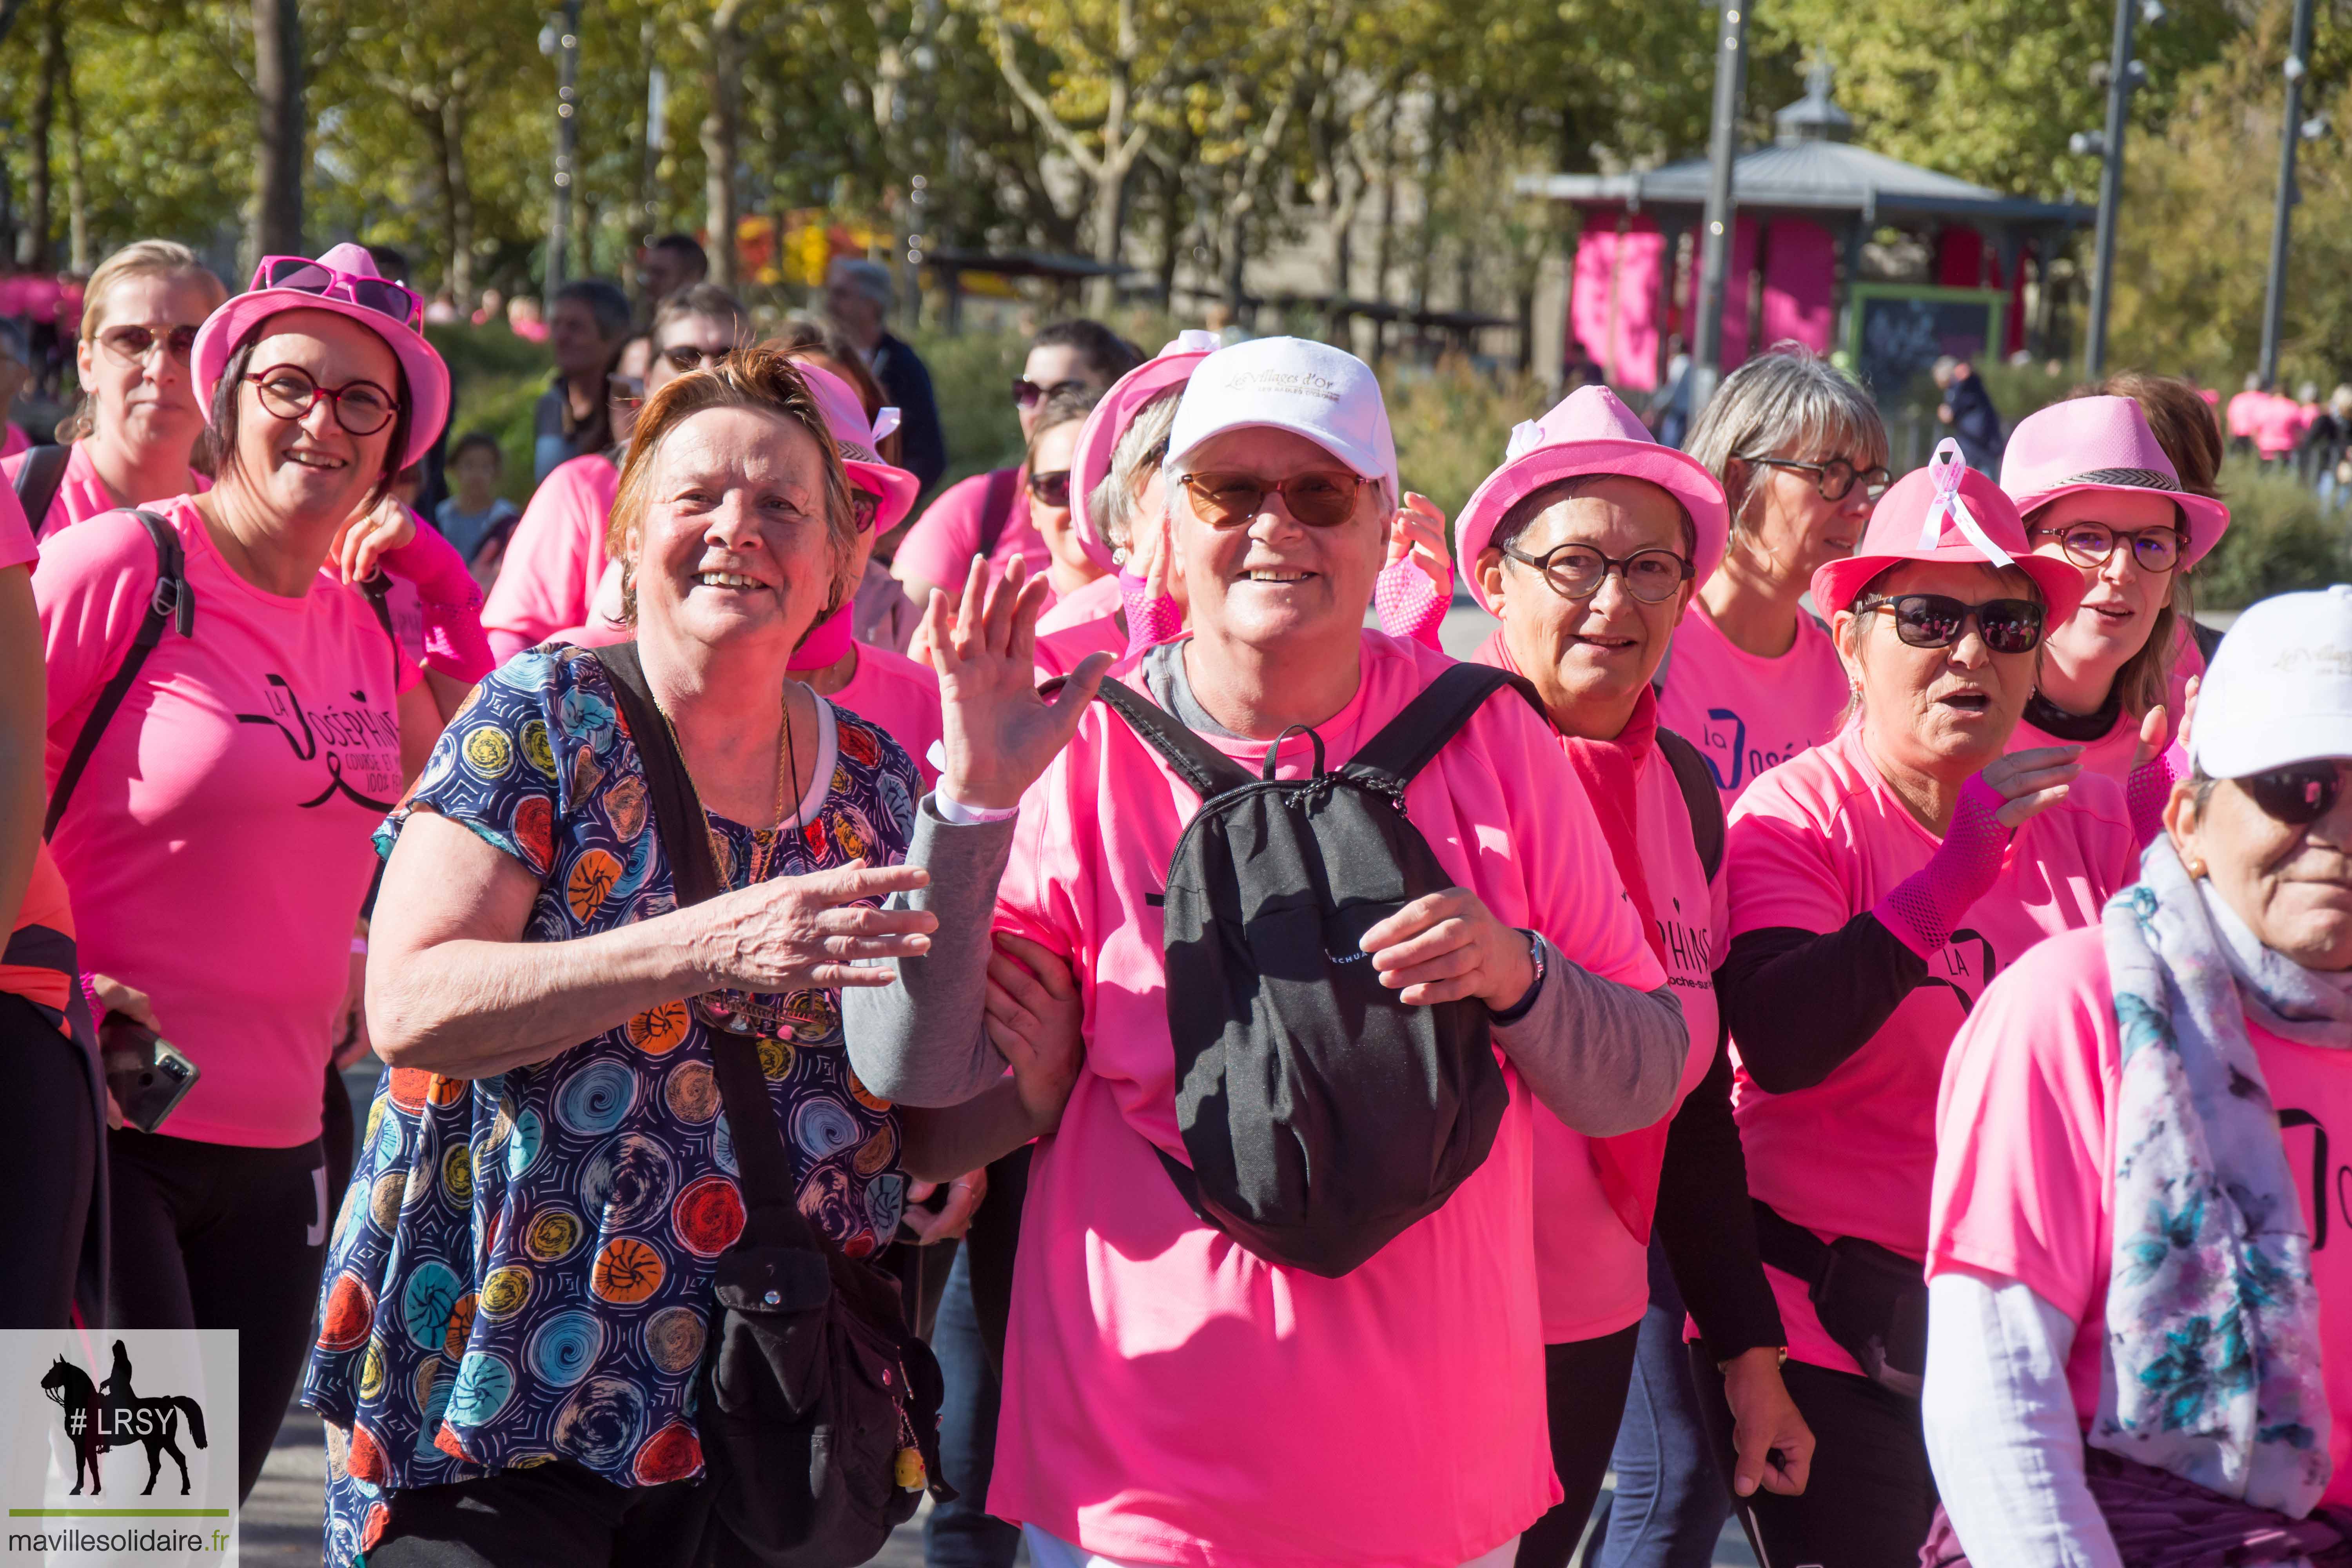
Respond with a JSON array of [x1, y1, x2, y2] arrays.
[[1493, 929, 1548, 1023]]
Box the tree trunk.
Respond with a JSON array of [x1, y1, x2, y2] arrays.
[[61, 2, 86, 275], [251, 0, 305, 261], [441, 95, 477, 305], [19, 0, 54, 270], [701, 0, 748, 291]]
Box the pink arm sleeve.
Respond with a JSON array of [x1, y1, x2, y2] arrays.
[[1117, 569, 1181, 659], [1872, 773, 2011, 958], [481, 474, 595, 663], [2125, 739, 2187, 850], [1374, 557, 1448, 650], [383, 521, 495, 682]]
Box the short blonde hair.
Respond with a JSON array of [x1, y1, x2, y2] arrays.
[[60, 240, 226, 442], [605, 347, 859, 626]]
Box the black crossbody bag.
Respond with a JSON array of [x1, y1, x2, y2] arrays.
[[590, 642, 950, 1565]]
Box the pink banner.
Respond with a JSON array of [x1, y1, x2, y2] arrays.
[[1760, 219, 1836, 353], [1570, 216, 1666, 392]]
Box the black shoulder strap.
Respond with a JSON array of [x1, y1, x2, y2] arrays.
[[1341, 662, 1543, 797], [976, 465, 1021, 560], [14, 442, 69, 539], [1095, 676, 1256, 801], [1656, 726, 1726, 881], [355, 571, 403, 693], [587, 643, 811, 1239], [44, 510, 192, 841], [2191, 617, 2225, 666]]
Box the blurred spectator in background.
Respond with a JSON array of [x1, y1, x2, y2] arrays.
[[2227, 372, 2265, 456], [2303, 385, 2352, 491], [1561, 336, 1607, 392], [824, 257, 946, 493], [1648, 334, 1693, 449], [434, 431, 520, 574], [607, 332, 652, 449], [1933, 355, 2005, 471], [506, 294, 547, 343], [423, 292, 460, 325], [532, 279, 629, 483], [635, 232, 708, 314], [469, 286, 503, 329], [0, 322, 31, 457]]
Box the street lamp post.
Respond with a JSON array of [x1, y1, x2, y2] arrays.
[[2080, 0, 2143, 379], [544, 0, 584, 293], [1689, 0, 1749, 421], [2258, 0, 2319, 390]]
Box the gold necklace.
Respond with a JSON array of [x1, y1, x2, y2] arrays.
[[653, 684, 798, 885]]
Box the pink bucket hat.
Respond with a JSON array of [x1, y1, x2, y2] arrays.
[[191, 243, 450, 470], [1453, 385, 1729, 615], [1813, 439, 2085, 623], [791, 359, 921, 533], [1998, 395, 2232, 567], [1069, 330, 1219, 570]]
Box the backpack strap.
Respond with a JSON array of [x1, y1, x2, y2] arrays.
[[590, 642, 820, 1249], [44, 510, 193, 840], [1655, 726, 1726, 881], [14, 442, 70, 539], [354, 571, 404, 692], [1339, 663, 1543, 799], [1095, 677, 1257, 801], [975, 466, 1021, 562]]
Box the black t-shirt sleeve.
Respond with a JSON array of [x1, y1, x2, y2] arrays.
[[1717, 917, 1926, 1093]]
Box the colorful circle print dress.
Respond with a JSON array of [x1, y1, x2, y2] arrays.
[[303, 644, 920, 1566]]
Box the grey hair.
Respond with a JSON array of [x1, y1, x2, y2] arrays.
[[827, 258, 895, 309], [1089, 384, 1183, 556], [1684, 343, 1889, 536]]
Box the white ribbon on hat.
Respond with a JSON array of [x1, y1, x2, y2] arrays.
[[1505, 419, 1546, 462], [1920, 438, 2013, 568], [1167, 329, 1221, 355], [871, 407, 902, 443]]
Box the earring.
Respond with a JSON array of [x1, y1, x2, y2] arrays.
[[2184, 855, 2207, 878]]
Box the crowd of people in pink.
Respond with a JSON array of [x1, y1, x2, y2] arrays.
[[3, 234, 2348, 1568]]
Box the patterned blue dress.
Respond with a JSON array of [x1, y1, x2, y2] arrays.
[[303, 644, 918, 1564]]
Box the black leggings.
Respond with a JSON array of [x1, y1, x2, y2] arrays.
[[1515, 1323, 1643, 1568], [0, 994, 96, 1328], [1692, 1353, 1937, 1568], [107, 1127, 330, 1504], [367, 1458, 708, 1568]]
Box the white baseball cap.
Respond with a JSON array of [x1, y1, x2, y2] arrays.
[[2192, 585, 2352, 779], [1165, 336, 1398, 493]]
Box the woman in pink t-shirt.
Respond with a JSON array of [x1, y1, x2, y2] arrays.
[[1715, 445, 2139, 1566], [36, 244, 450, 1503], [846, 337, 1690, 1568], [2002, 388, 2232, 836], [1456, 385, 1813, 1565], [1, 240, 223, 537], [1922, 587, 2352, 1566], [482, 289, 750, 660]]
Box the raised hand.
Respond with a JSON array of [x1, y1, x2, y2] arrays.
[[334, 492, 418, 584], [1976, 743, 2084, 831], [1386, 492, 1454, 593], [695, 858, 937, 993], [931, 556, 1111, 809]]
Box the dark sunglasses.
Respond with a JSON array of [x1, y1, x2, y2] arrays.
[[1857, 593, 2046, 655], [1026, 469, 1072, 508], [96, 323, 200, 363], [2030, 521, 2184, 574], [1737, 453, 1892, 503], [1178, 470, 1374, 530], [245, 364, 399, 437], [661, 344, 734, 374], [2239, 760, 2350, 827], [253, 256, 423, 330], [1501, 541, 1693, 604], [1012, 376, 1090, 409]]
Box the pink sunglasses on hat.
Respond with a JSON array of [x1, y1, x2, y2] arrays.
[[249, 256, 423, 332]]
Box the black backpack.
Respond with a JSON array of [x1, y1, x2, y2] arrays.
[[1097, 662, 1542, 1278]]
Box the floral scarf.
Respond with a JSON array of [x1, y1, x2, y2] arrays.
[[2097, 835, 2352, 1515]]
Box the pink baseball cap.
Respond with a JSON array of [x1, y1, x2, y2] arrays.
[[1069, 330, 1219, 570], [1998, 395, 2231, 568], [1166, 336, 1397, 494], [791, 359, 920, 533], [1453, 385, 1729, 614], [191, 243, 450, 470], [1813, 440, 2085, 623]]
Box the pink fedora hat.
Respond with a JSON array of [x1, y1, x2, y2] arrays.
[[1998, 395, 2231, 567], [1454, 385, 1729, 614], [192, 243, 450, 469], [791, 359, 921, 533], [1070, 330, 1218, 570], [1813, 439, 2085, 622]]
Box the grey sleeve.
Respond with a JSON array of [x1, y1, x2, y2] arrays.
[[1493, 936, 1689, 1136], [838, 799, 1017, 1107]]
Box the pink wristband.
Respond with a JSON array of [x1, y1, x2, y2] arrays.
[[2126, 739, 2188, 849], [1872, 773, 2011, 957], [79, 971, 105, 1024], [1118, 570, 1182, 658], [1375, 557, 1447, 650]]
